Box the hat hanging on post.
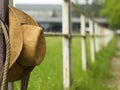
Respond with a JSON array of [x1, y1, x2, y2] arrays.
[[8, 6, 46, 82]]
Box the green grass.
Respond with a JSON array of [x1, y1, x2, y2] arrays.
[[14, 37, 117, 90], [71, 37, 117, 90]]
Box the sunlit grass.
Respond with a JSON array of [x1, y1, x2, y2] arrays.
[[14, 36, 117, 90]]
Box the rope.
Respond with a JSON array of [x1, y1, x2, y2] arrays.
[[0, 20, 10, 90]]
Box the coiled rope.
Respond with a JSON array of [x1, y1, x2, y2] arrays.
[[0, 19, 10, 90]]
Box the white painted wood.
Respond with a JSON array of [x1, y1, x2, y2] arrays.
[[81, 14, 87, 71], [9, 0, 13, 6], [97, 25, 102, 50], [94, 23, 100, 52], [89, 20, 95, 63], [104, 28, 114, 46], [62, 0, 72, 89], [8, 82, 14, 90], [99, 26, 104, 48]]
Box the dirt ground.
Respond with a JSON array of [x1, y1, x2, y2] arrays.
[[107, 36, 120, 90]]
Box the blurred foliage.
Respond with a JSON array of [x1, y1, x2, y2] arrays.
[[72, 0, 103, 18], [92, 0, 103, 5], [72, 4, 103, 17], [100, 0, 120, 29]]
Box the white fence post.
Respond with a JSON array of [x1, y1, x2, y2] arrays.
[[81, 14, 87, 71], [97, 25, 101, 50], [94, 23, 100, 52], [9, 0, 13, 6], [62, 0, 72, 89], [8, 83, 14, 90], [99, 26, 104, 48], [89, 20, 95, 63], [104, 28, 114, 46]]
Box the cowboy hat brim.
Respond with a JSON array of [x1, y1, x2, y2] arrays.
[[8, 6, 46, 82], [8, 6, 37, 82], [9, 6, 23, 68]]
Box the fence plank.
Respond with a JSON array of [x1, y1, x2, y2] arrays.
[[81, 14, 87, 71], [89, 20, 95, 63], [0, 0, 9, 89], [8, 83, 14, 90], [62, 0, 72, 89], [9, 0, 13, 6], [94, 23, 100, 52], [99, 26, 104, 48], [0, 0, 9, 24]]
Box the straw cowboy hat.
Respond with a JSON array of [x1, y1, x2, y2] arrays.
[[8, 6, 46, 82]]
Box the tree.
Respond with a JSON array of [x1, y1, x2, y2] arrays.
[[100, 0, 120, 29]]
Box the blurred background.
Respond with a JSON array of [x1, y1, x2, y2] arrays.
[[11, 0, 120, 90], [13, 0, 120, 33]]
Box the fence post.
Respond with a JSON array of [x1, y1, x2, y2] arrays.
[[8, 83, 14, 90], [104, 28, 113, 46], [99, 26, 104, 48], [104, 28, 108, 46], [62, 0, 72, 89], [0, 0, 9, 24], [0, 0, 9, 68], [89, 19, 95, 63], [97, 25, 103, 50], [81, 14, 87, 71], [9, 0, 13, 6], [0, 0, 9, 89], [94, 23, 100, 52]]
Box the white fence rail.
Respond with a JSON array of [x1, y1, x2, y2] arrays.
[[8, 0, 114, 90]]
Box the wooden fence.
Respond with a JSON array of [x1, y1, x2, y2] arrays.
[[7, 0, 114, 90], [45, 0, 113, 89]]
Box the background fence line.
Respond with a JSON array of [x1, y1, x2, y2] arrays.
[[7, 0, 114, 90], [61, 0, 114, 89]]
